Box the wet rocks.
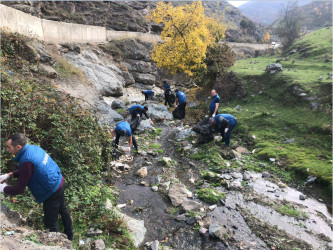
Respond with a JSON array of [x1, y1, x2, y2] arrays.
[[92, 239, 105, 250], [209, 222, 228, 240], [111, 99, 125, 109], [168, 183, 189, 206], [181, 200, 203, 212], [137, 167, 148, 178], [86, 228, 103, 237], [262, 172, 270, 178]]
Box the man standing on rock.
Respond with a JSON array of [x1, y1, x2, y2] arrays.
[[112, 121, 138, 152], [163, 81, 171, 106], [175, 89, 187, 119], [209, 89, 221, 117], [142, 90, 154, 101], [0, 133, 74, 241], [211, 114, 237, 147]]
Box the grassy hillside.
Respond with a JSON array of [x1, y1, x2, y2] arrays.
[[227, 28, 332, 187]]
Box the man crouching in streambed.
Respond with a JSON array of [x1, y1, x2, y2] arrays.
[[0, 133, 73, 241]]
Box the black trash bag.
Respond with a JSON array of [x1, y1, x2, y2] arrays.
[[192, 118, 212, 135], [197, 134, 214, 144], [129, 116, 140, 132], [168, 94, 176, 105], [173, 105, 182, 119]]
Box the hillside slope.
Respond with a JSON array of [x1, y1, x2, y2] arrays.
[[228, 27, 332, 186]]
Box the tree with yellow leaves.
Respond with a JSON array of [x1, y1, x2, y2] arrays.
[[263, 32, 270, 43], [146, 1, 226, 76]]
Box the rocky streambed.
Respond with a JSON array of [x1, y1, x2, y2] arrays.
[[105, 120, 333, 250]]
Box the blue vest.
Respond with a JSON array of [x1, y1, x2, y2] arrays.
[[176, 91, 187, 104], [13, 144, 62, 204], [164, 83, 170, 94], [209, 94, 220, 113], [144, 90, 153, 95], [115, 122, 132, 136], [129, 105, 144, 115], [215, 114, 236, 125]]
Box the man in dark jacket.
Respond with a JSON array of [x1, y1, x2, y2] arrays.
[[175, 89, 187, 119], [142, 90, 154, 101], [0, 133, 73, 240], [211, 114, 237, 146], [209, 89, 221, 117], [163, 81, 171, 106]]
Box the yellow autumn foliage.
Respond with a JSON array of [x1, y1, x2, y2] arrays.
[[147, 1, 226, 76]]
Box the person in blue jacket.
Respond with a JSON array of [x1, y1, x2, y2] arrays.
[[0, 133, 73, 240], [175, 89, 187, 119], [211, 114, 237, 146], [142, 90, 154, 101], [209, 89, 221, 117], [163, 81, 171, 106], [129, 105, 149, 120], [112, 121, 138, 151]]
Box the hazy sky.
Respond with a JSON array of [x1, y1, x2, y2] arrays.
[[228, 1, 248, 7]]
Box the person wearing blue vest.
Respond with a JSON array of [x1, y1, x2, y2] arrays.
[[142, 90, 154, 101], [112, 121, 138, 151], [163, 81, 171, 106], [129, 105, 149, 120], [0, 133, 73, 240], [209, 89, 221, 117], [175, 89, 187, 119], [211, 114, 237, 146]]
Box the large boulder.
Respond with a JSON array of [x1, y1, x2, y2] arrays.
[[124, 60, 156, 74], [132, 72, 156, 85], [146, 103, 172, 121], [111, 99, 125, 109], [265, 63, 283, 74], [112, 39, 152, 62], [175, 128, 196, 142], [96, 101, 124, 126], [66, 51, 124, 96]]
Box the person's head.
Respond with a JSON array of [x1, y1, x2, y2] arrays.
[[142, 91, 145, 94], [120, 130, 126, 136], [211, 89, 217, 97], [143, 106, 148, 112], [6, 133, 28, 155], [175, 89, 179, 93]]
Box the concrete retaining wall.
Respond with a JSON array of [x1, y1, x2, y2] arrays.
[[106, 30, 161, 43], [1, 4, 44, 40], [1, 4, 162, 44]]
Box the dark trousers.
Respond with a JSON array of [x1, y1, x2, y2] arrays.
[[43, 183, 73, 240], [164, 94, 169, 106], [179, 102, 186, 119], [220, 120, 237, 146], [115, 133, 138, 151], [144, 93, 154, 101]]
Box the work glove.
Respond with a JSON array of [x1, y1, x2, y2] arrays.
[[0, 174, 9, 184], [212, 114, 215, 118], [0, 183, 7, 193], [137, 114, 140, 117], [125, 147, 131, 152], [224, 128, 228, 134]]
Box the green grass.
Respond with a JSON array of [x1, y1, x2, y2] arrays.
[[226, 28, 332, 188], [231, 27, 332, 97], [149, 143, 162, 149], [276, 205, 308, 219], [196, 188, 226, 204]]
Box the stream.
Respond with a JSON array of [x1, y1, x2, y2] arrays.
[[108, 123, 332, 250]]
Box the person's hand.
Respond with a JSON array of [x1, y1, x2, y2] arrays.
[[0, 174, 9, 184], [0, 183, 7, 192], [125, 147, 131, 152], [224, 128, 228, 133], [137, 114, 140, 117], [212, 114, 215, 118]]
